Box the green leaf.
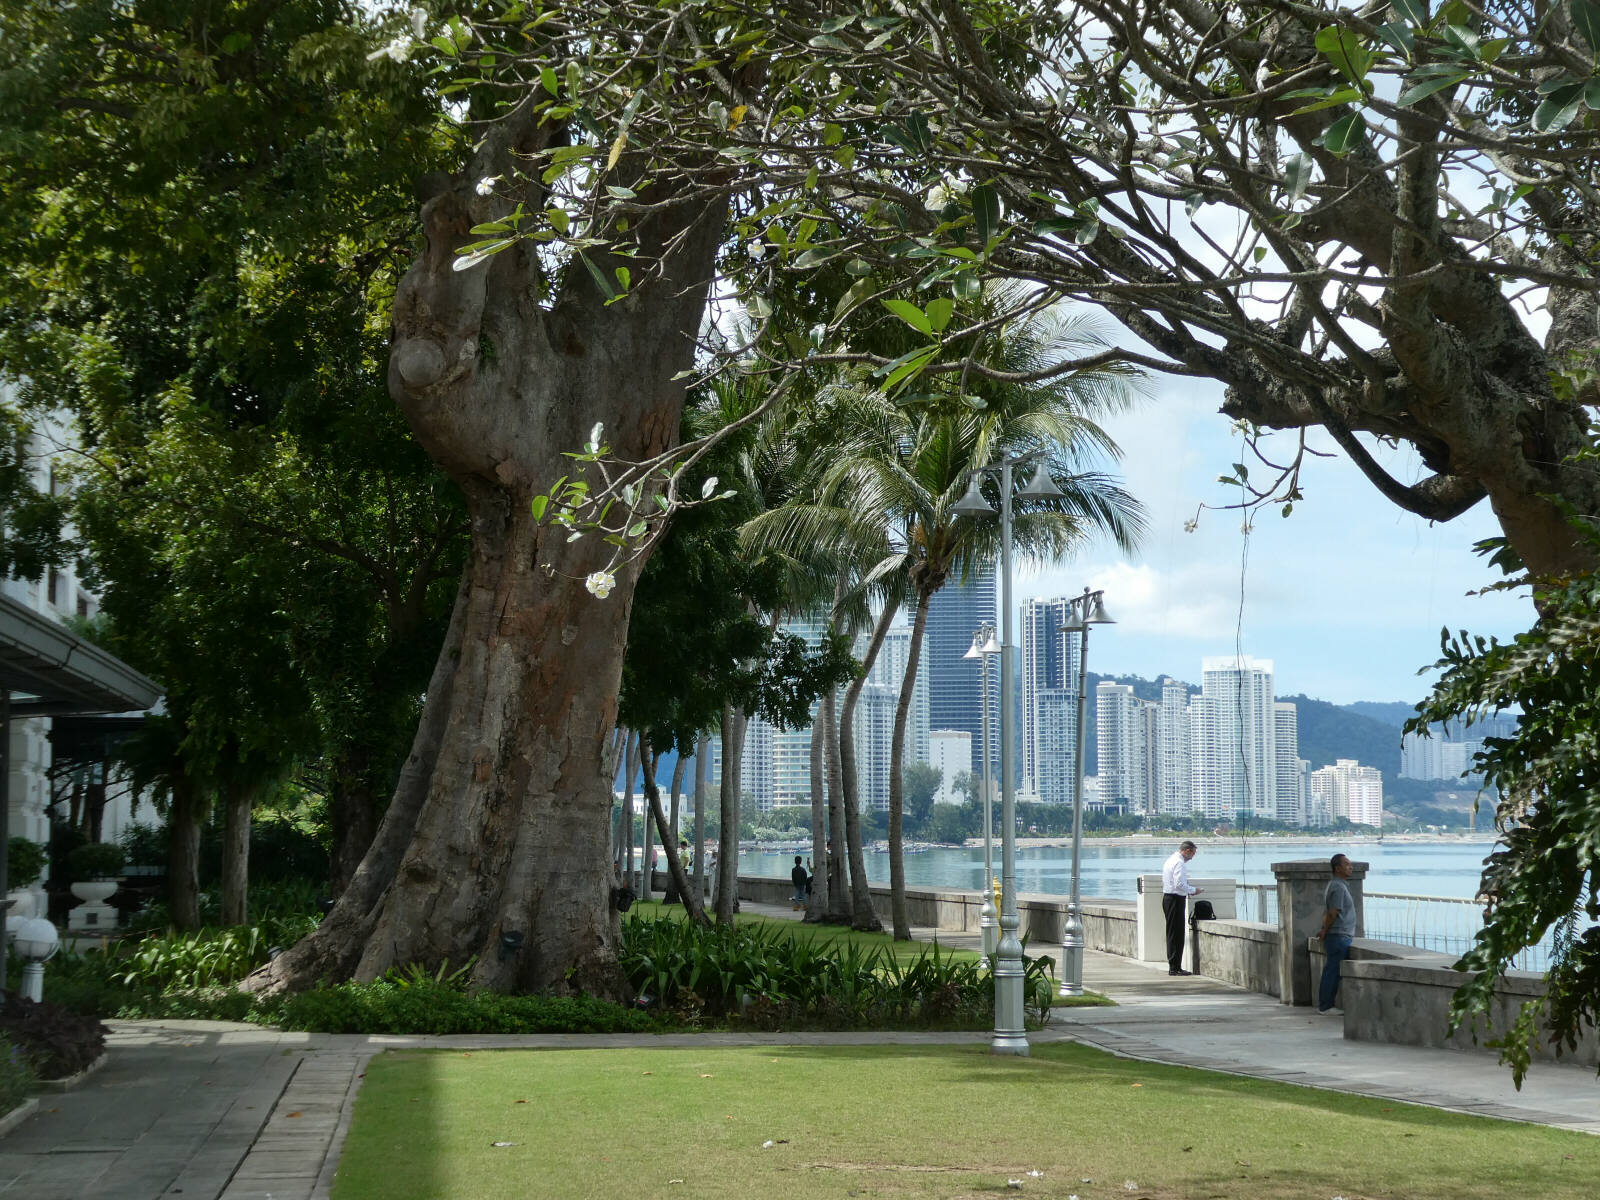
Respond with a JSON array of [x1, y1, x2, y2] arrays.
[[883, 348, 937, 390], [1319, 112, 1367, 155], [1253, 246, 1268, 263], [793, 247, 830, 268], [1533, 82, 1586, 133], [823, 123, 843, 146], [541, 66, 558, 95], [1397, 70, 1470, 107], [971, 181, 1001, 245], [578, 253, 615, 299], [626, 521, 647, 537], [565, 59, 581, 97], [1374, 21, 1414, 57], [614, 265, 630, 292], [547, 207, 570, 235], [1575, 0, 1600, 52], [1586, 80, 1600, 110], [1391, 0, 1430, 28], [882, 299, 933, 334], [1314, 26, 1375, 88], [1287, 87, 1365, 117], [953, 272, 981, 301], [530, 495, 549, 520], [925, 297, 955, 332], [1283, 152, 1312, 204], [844, 258, 872, 277]]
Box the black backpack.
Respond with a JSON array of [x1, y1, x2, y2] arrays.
[[1192, 899, 1216, 921]]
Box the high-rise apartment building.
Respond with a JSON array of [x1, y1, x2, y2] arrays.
[[1274, 701, 1303, 825], [1156, 677, 1192, 816], [1310, 758, 1384, 827], [1190, 656, 1278, 821], [1400, 718, 1516, 781], [928, 730, 972, 804], [1020, 596, 1081, 799], [1033, 688, 1076, 806], [853, 682, 898, 811], [1096, 681, 1150, 811], [866, 624, 931, 768], [922, 565, 1000, 778]]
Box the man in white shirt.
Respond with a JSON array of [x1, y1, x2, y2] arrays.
[[1161, 841, 1202, 976]]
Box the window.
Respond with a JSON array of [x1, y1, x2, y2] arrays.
[[47, 568, 59, 606]]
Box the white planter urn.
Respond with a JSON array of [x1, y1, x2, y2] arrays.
[[68, 879, 120, 932], [5, 889, 38, 918], [70, 880, 118, 905]]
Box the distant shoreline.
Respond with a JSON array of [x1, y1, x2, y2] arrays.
[[989, 832, 1496, 851]]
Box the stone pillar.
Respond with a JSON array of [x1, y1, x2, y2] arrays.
[[1273, 858, 1368, 1006]]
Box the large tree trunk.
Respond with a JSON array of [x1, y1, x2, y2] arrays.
[[839, 598, 901, 932], [824, 686, 852, 924], [219, 781, 258, 927], [887, 595, 931, 940], [246, 574, 469, 993], [804, 709, 830, 923], [246, 104, 723, 996], [715, 705, 745, 924], [642, 750, 706, 926], [327, 745, 379, 899], [166, 775, 205, 931]]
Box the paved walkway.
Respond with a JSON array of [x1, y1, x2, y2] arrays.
[[1, 900, 1595, 1199]]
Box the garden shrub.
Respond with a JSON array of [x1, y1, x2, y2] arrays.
[[65, 841, 125, 883], [7, 836, 47, 889], [0, 995, 107, 1079], [0, 1035, 34, 1116]]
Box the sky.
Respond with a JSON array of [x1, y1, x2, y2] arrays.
[[1017, 372, 1534, 707]]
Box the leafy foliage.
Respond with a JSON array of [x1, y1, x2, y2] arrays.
[[6, 837, 47, 889], [1410, 548, 1600, 1083], [0, 1036, 33, 1117], [618, 909, 1055, 1029], [0, 996, 106, 1080]]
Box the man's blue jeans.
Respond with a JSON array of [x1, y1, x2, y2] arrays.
[[1319, 935, 1353, 1012]]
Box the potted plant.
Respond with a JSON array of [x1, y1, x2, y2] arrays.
[[6, 837, 48, 918], [65, 842, 126, 906]]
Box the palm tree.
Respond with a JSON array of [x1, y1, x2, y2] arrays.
[[769, 307, 1145, 939]]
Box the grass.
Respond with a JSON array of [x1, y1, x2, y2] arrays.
[[331, 1043, 1600, 1200]]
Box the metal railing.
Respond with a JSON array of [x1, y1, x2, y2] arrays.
[[1235, 883, 1277, 926], [1234, 885, 1552, 971]]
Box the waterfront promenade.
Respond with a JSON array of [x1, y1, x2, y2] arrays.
[[1, 899, 1594, 1200]]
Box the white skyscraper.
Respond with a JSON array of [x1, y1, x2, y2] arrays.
[[1034, 688, 1076, 806], [1190, 656, 1278, 821], [1096, 681, 1148, 811], [867, 624, 931, 768], [1274, 701, 1303, 825], [1310, 758, 1384, 828], [853, 682, 898, 811], [928, 730, 972, 804], [1156, 677, 1192, 817]]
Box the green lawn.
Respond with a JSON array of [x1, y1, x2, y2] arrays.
[[331, 1043, 1599, 1200]]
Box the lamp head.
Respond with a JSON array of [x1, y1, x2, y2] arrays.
[[1016, 463, 1065, 501], [1087, 597, 1116, 625], [952, 475, 996, 516], [978, 628, 1002, 655]]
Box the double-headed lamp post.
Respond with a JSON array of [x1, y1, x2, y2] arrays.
[[1059, 586, 1114, 997], [954, 452, 1065, 1056], [963, 623, 1002, 968]]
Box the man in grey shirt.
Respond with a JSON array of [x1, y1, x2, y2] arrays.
[[1313, 853, 1356, 1014]]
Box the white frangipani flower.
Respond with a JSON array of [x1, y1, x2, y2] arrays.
[[926, 182, 954, 210], [409, 7, 429, 38], [366, 34, 414, 63], [475, 176, 498, 197], [589, 422, 605, 448], [584, 571, 617, 599], [746, 239, 766, 260], [828, 72, 843, 90], [701, 476, 719, 499]]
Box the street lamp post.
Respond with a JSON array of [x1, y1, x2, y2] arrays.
[[1059, 586, 1114, 997], [963, 624, 1001, 967], [954, 454, 1064, 1056]]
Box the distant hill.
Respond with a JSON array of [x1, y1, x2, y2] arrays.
[[1279, 693, 1403, 777], [1345, 700, 1420, 729]]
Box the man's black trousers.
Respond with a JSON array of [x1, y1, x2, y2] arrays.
[[1162, 893, 1186, 972]]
